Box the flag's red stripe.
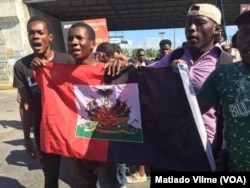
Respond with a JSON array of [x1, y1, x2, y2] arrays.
[[35, 62, 109, 161]]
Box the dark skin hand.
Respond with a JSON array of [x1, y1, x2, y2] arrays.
[[104, 57, 187, 77], [31, 57, 47, 68], [104, 58, 129, 77]]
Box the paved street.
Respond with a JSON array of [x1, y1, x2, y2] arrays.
[[0, 89, 150, 188]]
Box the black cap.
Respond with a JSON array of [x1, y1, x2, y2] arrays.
[[234, 6, 250, 25]]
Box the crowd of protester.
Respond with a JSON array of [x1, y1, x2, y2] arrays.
[[12, 2, 250, 188]]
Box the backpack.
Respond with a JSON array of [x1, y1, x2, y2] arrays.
[[170, 47, 233, 159]]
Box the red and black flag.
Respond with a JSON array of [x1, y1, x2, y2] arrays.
[[34, 62, 214, 171]]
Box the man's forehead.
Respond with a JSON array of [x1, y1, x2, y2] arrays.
[[238, 22, 250, 29], [161, 44, 171, 48]]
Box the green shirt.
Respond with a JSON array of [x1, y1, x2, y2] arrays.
[[198, 61, 250, 171]]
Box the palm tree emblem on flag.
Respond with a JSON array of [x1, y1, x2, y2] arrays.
[[75, 87, 143, 142]]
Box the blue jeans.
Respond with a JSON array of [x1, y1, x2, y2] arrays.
[[117, 163, 126, 187]]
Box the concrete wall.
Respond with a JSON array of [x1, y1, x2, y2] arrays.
[[0, 0, 66, 59], [0, 0, 66, 83], [0, 0, 24, 61]]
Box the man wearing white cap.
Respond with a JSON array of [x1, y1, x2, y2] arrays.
[[105, 3, 233, 174], [148, 2, 233, 168], [197, 5, 250, 171]]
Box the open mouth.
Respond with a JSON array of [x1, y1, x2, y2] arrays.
[[32, 42, 42, 50]]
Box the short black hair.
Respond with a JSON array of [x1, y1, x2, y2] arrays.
[[69, 22, 95, 41], [111, 43, 122, 52], [27, 15, 52, 33], [96, 42, 115, 58], [159, 39, 172, 47], [136, 48, 145, 54]]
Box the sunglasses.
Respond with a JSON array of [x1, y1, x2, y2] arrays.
[[93, 52, 106, 57]]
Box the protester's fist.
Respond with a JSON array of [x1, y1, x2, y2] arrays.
[[104, 59, 129, 77], [31, 57, 46, 69], [170, 59, 186, 73]]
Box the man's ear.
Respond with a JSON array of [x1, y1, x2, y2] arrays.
[[49, 33, 53, 42], [214, 25, 221, 35], [91, 40, 96, 50]]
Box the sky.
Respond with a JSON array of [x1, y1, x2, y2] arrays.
[[109, 25, 238, 49]]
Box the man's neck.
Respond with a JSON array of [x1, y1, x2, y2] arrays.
[[77, 57, 98, 66], [35, 50, 54, 62]]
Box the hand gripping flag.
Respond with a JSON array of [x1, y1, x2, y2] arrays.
[[34, 62, 215, 171]]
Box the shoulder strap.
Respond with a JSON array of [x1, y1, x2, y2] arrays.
[[217, 50, 233, 66], [213, 50, 233, 159], [170, 48, 185, 62]]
